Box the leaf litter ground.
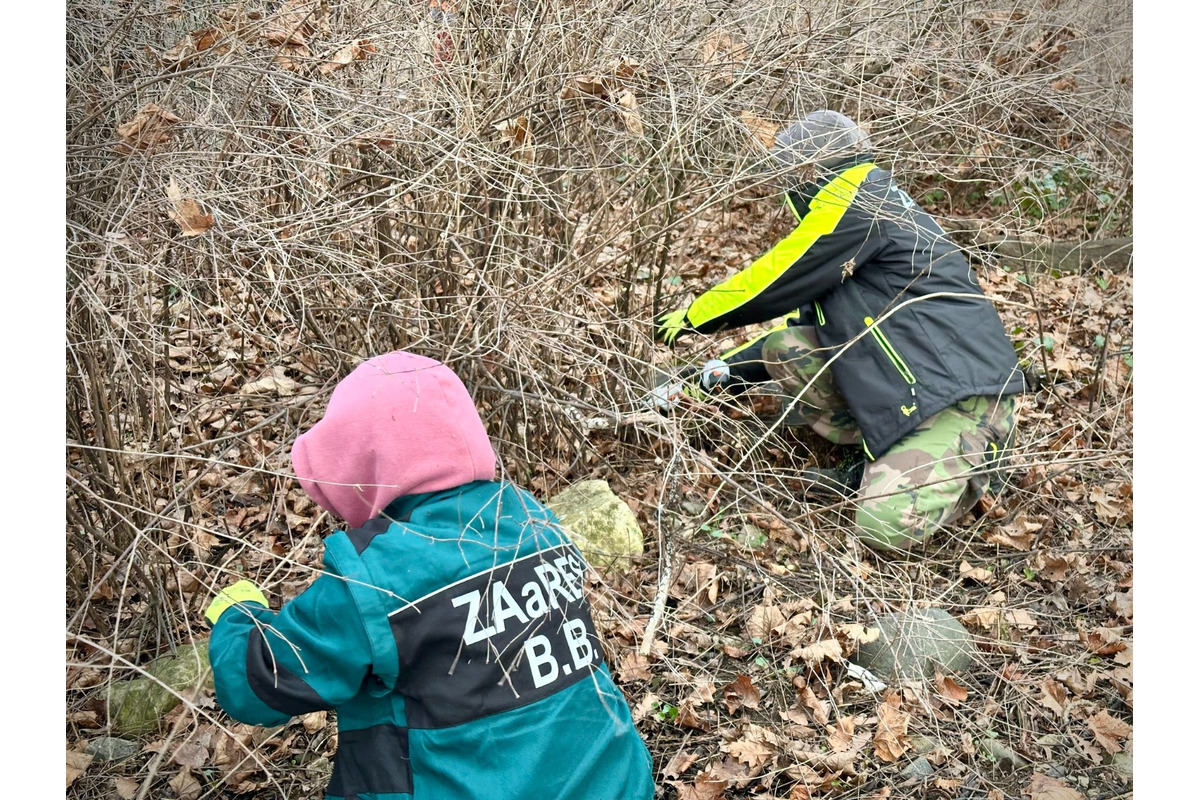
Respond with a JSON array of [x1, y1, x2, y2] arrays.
[[66, 196, 1132, 800]]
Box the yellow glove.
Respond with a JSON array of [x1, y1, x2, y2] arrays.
[[204, 579, 268, 626], [655, 307, 691, 346]]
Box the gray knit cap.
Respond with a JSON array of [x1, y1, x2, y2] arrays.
[[770, 110, 873, 170]]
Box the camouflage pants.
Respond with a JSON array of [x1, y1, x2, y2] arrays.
[[762, 326, 1017, 552]]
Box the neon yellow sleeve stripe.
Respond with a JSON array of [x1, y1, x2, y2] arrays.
[[717, 310, 803, 360], [686, 163, 876, 329]]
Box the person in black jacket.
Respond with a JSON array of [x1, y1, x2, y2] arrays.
[[654, 110, 1026, 552]]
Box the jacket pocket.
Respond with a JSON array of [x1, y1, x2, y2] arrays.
[[863, 315, 917, 386]]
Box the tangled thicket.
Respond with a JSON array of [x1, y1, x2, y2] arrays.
[[67, 1, 1132, 798]]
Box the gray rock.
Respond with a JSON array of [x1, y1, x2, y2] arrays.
[[85, 736, 141, 762], [851, 608, 977, 683], [898, 757, 935, 782], [908, 734, 945, 756], [978, 738, 1030, 770], [106, 641, 212, 735], [545, 480, 645, 571]]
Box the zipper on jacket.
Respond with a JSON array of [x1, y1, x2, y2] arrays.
[[864, 316, 916, 385], [813, 301, 826, 326]]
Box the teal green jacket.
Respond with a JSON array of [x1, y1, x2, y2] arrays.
[[209, 480, 654, 800]]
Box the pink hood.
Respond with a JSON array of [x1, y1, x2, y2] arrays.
[[290, 351, 497, 528]]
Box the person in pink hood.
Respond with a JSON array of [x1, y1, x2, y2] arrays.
[[205, 351, 655, 800]]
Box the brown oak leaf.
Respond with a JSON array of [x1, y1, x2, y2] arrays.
[[722, 674, 762, 714], [1027, 772, 1084, 800], [873, 692, 911, 763]]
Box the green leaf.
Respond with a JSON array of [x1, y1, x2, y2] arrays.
[[753, 655, 769, 668], [1123, 353, 1133, 369], [1093, 334, 1106, 348], [1094, 275, 1109, 290], [1024, 567, 1037, 580], [1040, 335, 1055, 353], [655, 703, 679, 722]]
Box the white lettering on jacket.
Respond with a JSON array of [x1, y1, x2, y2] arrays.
[[451, 553, 586, 646]]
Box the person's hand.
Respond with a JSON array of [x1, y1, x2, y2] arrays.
[[643, 380, 688, 410], [204, 579, 269, 626], [654, 308, 691, 346], [643, 360, 729, 411], [699, 359, 730, 392]]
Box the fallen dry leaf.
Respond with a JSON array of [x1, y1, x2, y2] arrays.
[[675, 699, 714, 731], [794, 681, 830, 725], [166, 179, 215, 237], [263, 0, 321, 47], [172, 741, 209, 769], [723, 739, 773, 771], [700, 30, 747, 83], [794, 638, 843, 667], [1079, 626, 1126, 655], [150, 28, 226, 69], [299, 710, 327, 734], [873, 692, 912, 762], [116, 103, 181, 153], [934, 671, 969, 704], [493, 115, 532, 149], [668, 765, 729, 800], [611, 57, 640, 80], [169, 769, 202, 800], [66, 750, 93, 788], [836, 623, 879, 645], [319, 39, 376, 75], [1039, 677, 1068, 714], [746, 603, 786, 640], [790, 745, 859, 776], [617, 651, 653, 683], [1027, 772, 1084, 800], [617, 90, 645, 138], [1108, 590, 1133, 620], [826, 716, 856, 751], [983, 513, 1041, 550], [1087, 710, 1131, 754], [114, 776, 139, 799], [240, 369, 298, 396], [722, 674, 762, 714], [685, 679, 716, 705], [959, 560, 996, 583], [740, 111, 778, 150], [662, 750, 699, 779], [961, 606, 1038, 630], [559, 74, 612, 101]]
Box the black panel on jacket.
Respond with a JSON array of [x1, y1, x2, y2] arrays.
[[326, 724, 413, 797], [245, 628, 335, 716], [347, 516, 393, 555], [388, 543, 602, 729]]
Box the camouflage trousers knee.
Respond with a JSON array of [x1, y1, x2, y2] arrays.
[[762, 326, 1018, 552]]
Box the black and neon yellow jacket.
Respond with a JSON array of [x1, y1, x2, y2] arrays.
[[209, 480, 654, 800], [672, 159, 1025, 457]]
